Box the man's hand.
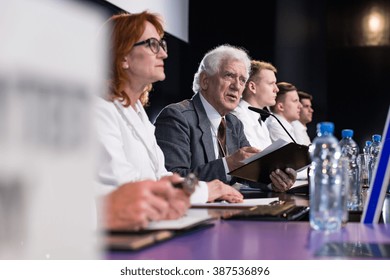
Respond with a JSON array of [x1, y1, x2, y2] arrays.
[[226, 146, 260, 171], [206, 179, 244, 202], [269, 168, 297, 192]]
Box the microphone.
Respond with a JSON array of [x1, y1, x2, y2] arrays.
[[248, 106, 297, 144]]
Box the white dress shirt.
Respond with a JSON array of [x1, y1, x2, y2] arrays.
[[94, 97, 208, 203], [265, 114, 308, 179], [265, 113, 297, 143], [232, 99, 272, 150], [291, 120, 311, 145]]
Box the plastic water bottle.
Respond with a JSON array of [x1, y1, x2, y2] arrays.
[[362, 140, 372, 188], [369, 134, 382, 182], [358, 141, 372, 208], [363, 140, 372, 155], [339, 129, 360, 210], [309, 122, 344, 231]]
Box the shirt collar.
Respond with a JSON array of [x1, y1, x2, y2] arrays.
[[199, 93, 224, 132]]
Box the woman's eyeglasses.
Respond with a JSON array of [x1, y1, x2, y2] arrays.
[[133, 37, 167, 54]]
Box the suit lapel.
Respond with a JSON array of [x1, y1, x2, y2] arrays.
[[192, 94, 218, 161]]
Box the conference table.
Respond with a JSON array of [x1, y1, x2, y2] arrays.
[[107, 193, 390, 260]]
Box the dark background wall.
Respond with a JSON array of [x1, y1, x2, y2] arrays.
[[83, 0, 390, 149], [326, 0, 390, 148]]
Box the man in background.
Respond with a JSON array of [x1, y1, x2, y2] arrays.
[[266, 82, 302, 143], [232, 60, 278, 150], [292, 91, 314, 145]]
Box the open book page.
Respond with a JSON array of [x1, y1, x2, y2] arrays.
[[242, 139, 289, 164], [292, 179, 308, 188], [191, 197, 279, 208], [286, 179, 309, 194], [297, 167, 309, 179]]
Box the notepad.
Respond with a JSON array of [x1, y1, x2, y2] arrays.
[[144, 214, 214, 230], [105, 210, 215, 251], [106, 231, 174, 251]]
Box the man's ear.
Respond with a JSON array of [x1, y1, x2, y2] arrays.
[[277, 101, 284, 112], [200, 72, 209, 90], [248, 81, 256, 93]]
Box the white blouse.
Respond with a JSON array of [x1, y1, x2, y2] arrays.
[[94, 97, 208, 203]]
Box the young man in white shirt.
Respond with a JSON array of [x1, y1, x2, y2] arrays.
[[232, 62, 306, 182], [266, 82, 302, 143], [232, 60, 279, 150], [266, 82, 309, 180], [291, 91, 314, 145]]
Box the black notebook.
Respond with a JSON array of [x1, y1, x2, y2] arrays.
[[106, 222, 214, 251], [229, 139, 311, 184], [105, 213, 215, 251]]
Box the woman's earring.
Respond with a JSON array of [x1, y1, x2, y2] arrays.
[[122, 62, 129, 69]]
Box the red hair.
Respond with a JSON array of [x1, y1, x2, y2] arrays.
[[107, 11, 164, 107]]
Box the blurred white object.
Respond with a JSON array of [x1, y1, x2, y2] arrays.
[[0, 0, 107, 259]]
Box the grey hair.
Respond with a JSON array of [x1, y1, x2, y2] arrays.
[[192, 44, 251, 93]]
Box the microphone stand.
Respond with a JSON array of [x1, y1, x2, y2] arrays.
[[248, 106, 297, 144]]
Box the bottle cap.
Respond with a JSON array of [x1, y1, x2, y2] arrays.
[[341, 129, 353, 138], [318, 122, 334, 135], [372, 134, 382, 142]]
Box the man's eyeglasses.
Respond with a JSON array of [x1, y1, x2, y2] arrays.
[[133, 37, 167, 54]]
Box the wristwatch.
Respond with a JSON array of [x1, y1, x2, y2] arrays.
[[173, 173, 198, 195]]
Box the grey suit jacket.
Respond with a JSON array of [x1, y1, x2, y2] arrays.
[[154, 93, 250, 184]]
